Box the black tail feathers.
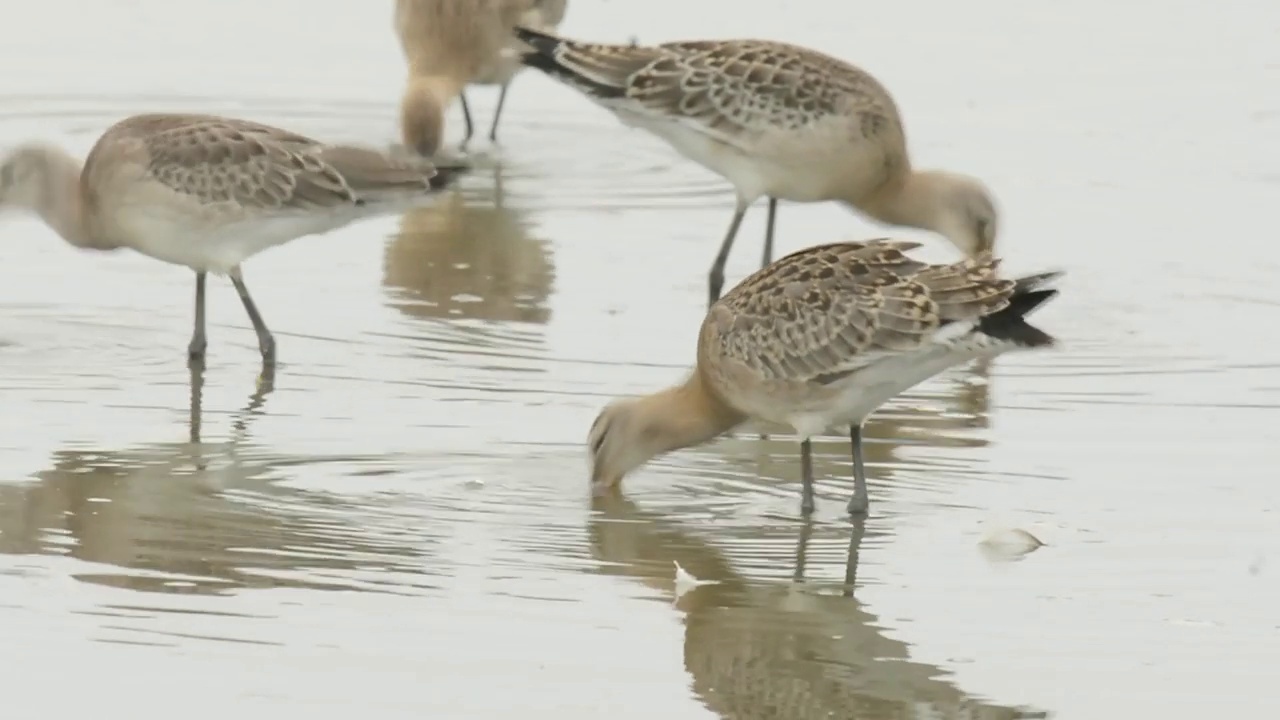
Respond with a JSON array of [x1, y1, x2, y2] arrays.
[[512, 26, 626, 100], [514, 25, 565, 77], [513, 25, 562, 57], [977, 271, 1064, 348]]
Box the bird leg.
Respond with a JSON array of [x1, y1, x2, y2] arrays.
[[228, 267, 276, 365], [488, 82, 512, 142], [187, 270, 208, 365], [708, 202, 749, 306], [761, 197, 778, 268], [188, 361, 205, 446], [800, 438, 817, 516], [791, 519, 815, 582], [459, 93, 476, 149], [841, 516, 866, 597], [848, 424, 870, 515]]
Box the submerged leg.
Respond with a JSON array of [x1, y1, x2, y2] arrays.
[[488, 82, 511, 142], [188, 361, 205, 445], [459, 93, 476, 148], [847, 424, 870, 515], [792, 520, 815, 583], [187, 271, 208, 365], [760, 197, 778, 268], [800, 438, 816, 516], [708, 202, 750, 306], [841, 516, 866, 597], [228, 266, 276, 365]]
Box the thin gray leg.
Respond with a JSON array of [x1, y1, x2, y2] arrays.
[[488, 83, 511, 142], [841, 517, 866, 597], [800, 438, 816, 516], [792, 520, 814, 583], [848, 424, 870, 515], [188, 363, 209, 471], [188, 362, 205, 445], [761, 197, 778, 268], [708, 202, 749, 306], [187, 271, 207, 365], [228, 267, 276, 365], [459, 93, 475, 148]]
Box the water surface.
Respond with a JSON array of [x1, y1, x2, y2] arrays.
[[1, 0, 1277, 717]]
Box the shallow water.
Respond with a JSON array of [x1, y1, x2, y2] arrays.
[[1, 0, 1278, 717]]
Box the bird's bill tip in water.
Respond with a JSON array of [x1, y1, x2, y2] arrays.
[[590, 467, 623, 496], [427, 162, 470, 191]]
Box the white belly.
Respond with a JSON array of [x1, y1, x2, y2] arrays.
[[616, 111, 871, 205], [112, 204, 374, 274], [783, 333, 1019, 439]]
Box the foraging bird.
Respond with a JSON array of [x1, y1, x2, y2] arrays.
[[587, 239, 1062, 516], [515, 28, 999, 306], [395, 0, 569, 155], [0, 113, 463, 365]]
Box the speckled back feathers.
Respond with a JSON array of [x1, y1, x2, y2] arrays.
[[84, 113, 447, 214], [516, 30, 902, 144], [701, 239, 1039, 386]]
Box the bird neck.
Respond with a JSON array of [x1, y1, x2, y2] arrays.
[[859, 169, 947, 234], [22, 146, 100, 250], [640, 370, 746, 456], [400, 75, 465, 156]]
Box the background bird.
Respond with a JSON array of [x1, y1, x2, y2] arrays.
[[0, 113, 464, 366], [516, 28, 999, 306], [395, 0, 569, 155]]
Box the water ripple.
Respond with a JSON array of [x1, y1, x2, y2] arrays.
[[498, 110, 734, 212]]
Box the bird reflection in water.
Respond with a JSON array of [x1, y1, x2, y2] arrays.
[[588, 496, 1050, 720], [719, 361, 998, 513], [382, 164, 554, 329], [186, 364, 273, 468], [0, 367, 437, 596]]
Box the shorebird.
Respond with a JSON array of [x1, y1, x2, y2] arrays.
[[587, 239, 1062, 516], [0, 113, 462, 365], [515, 29, 1000, 306], [395, 0, 569, 155]]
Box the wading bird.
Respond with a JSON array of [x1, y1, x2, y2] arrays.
[[516, 28, 999, 306], [396, 0, 569, 154], [588, 239, 1061, 516], [0, 113, 463, 365]]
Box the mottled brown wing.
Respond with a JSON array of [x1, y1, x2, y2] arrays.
[[527, 36, 900, 151], [633, 40, 895, 138], [137, 115, 361, 211], [911, 255, 1018, 322], [703, 240, 1015, 385]]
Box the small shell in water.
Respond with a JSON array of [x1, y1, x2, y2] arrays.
[[978, 526, 1046, 562]]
